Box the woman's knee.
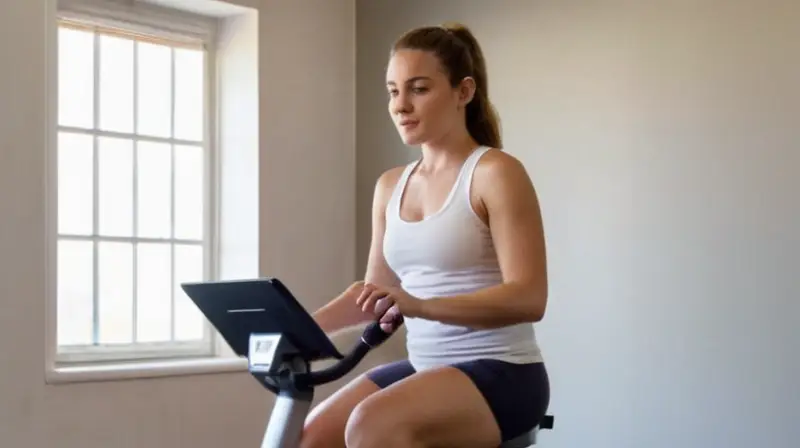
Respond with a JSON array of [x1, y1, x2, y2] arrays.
[[300, 374, 382, 448], [344, 395, 421, 448], [300, 415, 343, 448]]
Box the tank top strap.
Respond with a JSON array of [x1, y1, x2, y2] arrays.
[[387, 158, 422, 215], [454, 146, 491, 202]]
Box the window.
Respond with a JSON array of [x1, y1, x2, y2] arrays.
[[54, 4, 216, 364]]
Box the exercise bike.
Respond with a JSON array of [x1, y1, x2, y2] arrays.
[[181, 278, 553, 448]]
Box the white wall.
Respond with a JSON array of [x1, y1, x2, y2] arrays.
[[0, 0, 357, 446], [4, 0, 798, 446], [356, 1, 799, 447]]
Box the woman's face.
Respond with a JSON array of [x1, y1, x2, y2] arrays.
[[386, 49, 470, 146]]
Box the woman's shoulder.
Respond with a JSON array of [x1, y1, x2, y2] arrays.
[[474, 148, 534, 191], [376, 164, 409, 190], [471, 148, 542, 231], [370, 164, 411, 212]]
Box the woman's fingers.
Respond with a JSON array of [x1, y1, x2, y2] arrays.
[[355, 284, 401, 322], [354, 285, 403, 333], [373, 296, 394, 317], [354, 283, 375, 307], [379, 304, 400, 323], [379, 305, 403, 333], [360, 288, 388, 314]]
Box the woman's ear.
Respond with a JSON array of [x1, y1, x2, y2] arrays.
[[457, 76, 476, 108]]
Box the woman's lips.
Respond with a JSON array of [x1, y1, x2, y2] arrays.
[[400, 119, 419, 129]]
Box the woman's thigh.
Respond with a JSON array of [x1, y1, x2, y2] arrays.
[[345, 365, 503, 448], [301, 360, 415, 448], [345, 360, 550, 448]]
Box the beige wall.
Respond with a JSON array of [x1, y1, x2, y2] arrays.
[[357, 1, 799, 447], [0, 0, 360, 446]]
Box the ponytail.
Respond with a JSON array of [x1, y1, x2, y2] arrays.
[[392, 23, 503, 149], [444, 24, 502, 149]]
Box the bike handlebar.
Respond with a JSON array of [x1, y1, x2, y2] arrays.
[[305, 316, 403, 386]]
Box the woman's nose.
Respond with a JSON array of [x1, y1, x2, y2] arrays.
[[391, 92, 412, 114]]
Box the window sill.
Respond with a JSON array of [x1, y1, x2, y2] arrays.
[[46, 356, 249, 384]]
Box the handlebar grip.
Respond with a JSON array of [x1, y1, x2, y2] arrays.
[[361, 314, 404, 347]]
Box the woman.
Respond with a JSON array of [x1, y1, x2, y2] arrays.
[[303, 22, 550, 448]]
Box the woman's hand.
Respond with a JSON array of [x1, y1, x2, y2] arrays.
[[340, 280, 366, 301], [355, 283, 424, 332], [312, 280, 371, 334]]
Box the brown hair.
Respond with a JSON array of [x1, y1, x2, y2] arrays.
[[392, 22, 502, 149]]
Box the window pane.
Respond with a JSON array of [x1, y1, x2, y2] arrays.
[[98, 137, 133, 237], [136, 242, 172, 342], [174, 48, 204, 141], [174, 244, 204, 340], [57, 239, 94, 346], [58, 27, 94, 129], [58, 132, 94, 235], [137, 142, 171, 238], [174, 145, 203, 240], [137, 42, 172, 138], [98, 34, 134, 133], [98, 242, 133, 344]]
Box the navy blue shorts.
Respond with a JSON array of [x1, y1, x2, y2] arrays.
[[366, 358, 550, 442]]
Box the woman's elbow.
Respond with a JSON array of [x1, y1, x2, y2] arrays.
[[524, 290, 548, 323]]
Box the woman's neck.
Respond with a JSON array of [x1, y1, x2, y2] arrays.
[[419, 129, 479, 172]]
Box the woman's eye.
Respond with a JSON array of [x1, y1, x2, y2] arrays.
[[412, 87, 428, 94]]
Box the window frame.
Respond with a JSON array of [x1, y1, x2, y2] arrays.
[[48, 0, 221, 367]]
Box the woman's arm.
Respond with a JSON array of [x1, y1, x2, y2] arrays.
[[312, 167, 403, 334], [362, 167, 403, 289], [417, 151, 548, 329], [312, 281, 371, 334]]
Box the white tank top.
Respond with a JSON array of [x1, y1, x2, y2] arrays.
[[382, 146, 544, 371]]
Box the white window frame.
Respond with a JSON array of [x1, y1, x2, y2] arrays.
[[49, 0, 221, 366]]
